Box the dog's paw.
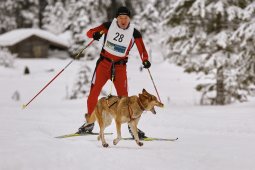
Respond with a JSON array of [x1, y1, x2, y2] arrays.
[[137, 141, 143, 147], [103, 143, 109, 148], [113, 138, 119, 145]]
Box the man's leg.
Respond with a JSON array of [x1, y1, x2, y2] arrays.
[[87, 62, 110, 114], [114, 65, 146, 139], [113, 65, 128, 97], [78, 62, 110, 133]]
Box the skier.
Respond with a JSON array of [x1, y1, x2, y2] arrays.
[[78, 6, 151, 139]]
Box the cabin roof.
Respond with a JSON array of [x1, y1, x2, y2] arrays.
[[0, 29, 69, 48]]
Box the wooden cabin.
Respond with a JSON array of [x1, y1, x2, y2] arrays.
[[0, 29, 69, 58]]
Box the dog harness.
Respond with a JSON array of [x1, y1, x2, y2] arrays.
[[106, 95, 120, 108], [127, 96, 145, 122]]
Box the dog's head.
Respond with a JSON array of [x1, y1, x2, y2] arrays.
[[138, 89, 164, 114]]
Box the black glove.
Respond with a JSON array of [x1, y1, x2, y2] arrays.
[[93, 32, 102, 41], [142, 60, 151, 69]]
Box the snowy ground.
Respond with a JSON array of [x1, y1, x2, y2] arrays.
[[0, 55, 255, 170]]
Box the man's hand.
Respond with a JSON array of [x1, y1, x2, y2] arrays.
[[142, 60, 151, 69], [93, 32, 103, 41]]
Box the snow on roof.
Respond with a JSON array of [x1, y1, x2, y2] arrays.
[[0, 28, 69, 48]]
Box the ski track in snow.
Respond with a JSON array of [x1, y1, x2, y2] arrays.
[[0, 58, 255, 170]]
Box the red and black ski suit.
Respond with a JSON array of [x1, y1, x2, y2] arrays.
[[86, 21, 149, 115]]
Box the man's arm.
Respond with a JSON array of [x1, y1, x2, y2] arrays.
[[133, 29, 149, 62], [86, 22, 111, 38]]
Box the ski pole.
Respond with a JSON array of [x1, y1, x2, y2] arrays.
[[22, 39, 95, 109], [138, 53, 162, 102], [146, 68, 162, 103]]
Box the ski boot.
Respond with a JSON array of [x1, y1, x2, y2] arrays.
[[77, 122, 94, 134], [77, 113, 95, 134], [128, 125, 147, 139]]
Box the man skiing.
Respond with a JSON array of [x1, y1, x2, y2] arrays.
[[78, 6, 151, 139]]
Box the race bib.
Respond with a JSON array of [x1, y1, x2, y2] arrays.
[[104, 18, 134, 57]]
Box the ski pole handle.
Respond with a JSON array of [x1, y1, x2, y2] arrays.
[[73, 31, 104, 60]]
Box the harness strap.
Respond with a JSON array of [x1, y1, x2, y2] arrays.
[[127, 98, 134, 121], [90, 56, 104, 86], [100, 55, 128, 81], [137, 97, 145, 111], [108, 100, 118, 108], [127, 98, 141, 122], [90, 55, 128, 85]]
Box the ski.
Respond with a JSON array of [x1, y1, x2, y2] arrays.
[[55, 132, 113, 138], [56, 132, 178, 141], [122, 137, 178, 141]]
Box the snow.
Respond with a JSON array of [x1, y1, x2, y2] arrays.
[[214, 31, 228, 49], [0, 53, 255, 170], [167, 25, 187, 39], [188, 0, 205, 18], [214, 1, 224, 15], [0, 28, 69, 47]]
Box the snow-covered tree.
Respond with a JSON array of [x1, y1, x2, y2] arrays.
[[0, 0, 17, 33], [69, 61, 91, 99], [38, 0, 49, 28], [229, 2, 255, 101], [15, 0, 40, 28], [0, 0, 51, 32], [66, 0, 111, 59], [0, 47, 16, 68], [133, 1, 160, 44], [163, 0, 255, 105], [132, 0, 177, 62], [42, 1, 69, 34]]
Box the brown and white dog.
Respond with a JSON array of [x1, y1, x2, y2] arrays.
[[86, 89, 164, 147]]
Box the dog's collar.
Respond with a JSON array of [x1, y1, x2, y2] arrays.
[[137, 97, 145, 111]]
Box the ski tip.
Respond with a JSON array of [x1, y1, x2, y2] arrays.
[[21, 104, 26, 109]]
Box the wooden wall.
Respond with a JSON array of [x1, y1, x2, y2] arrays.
[[10, 36, 49, 58]]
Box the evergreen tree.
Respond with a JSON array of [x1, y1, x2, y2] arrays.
[[105, 0, 124, 20], [133, 0, 160, 44], [69, 61, 91, 99], [38, 0, 49, 28], [66, 0, 110, 59], [0, 0, 17, 33], [163, 0, 255, 104], [229, 2, 255, 102], [0, 0, 50, 32], [42, 1, 69, 34], [132, 0, 177, 60], [15, 0, 40, 28], [0, 47, 16, 68]]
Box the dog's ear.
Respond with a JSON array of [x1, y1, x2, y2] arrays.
[[139, 93, 146, 101], [142, 89, 147, 94], [142, 89, 153, 100]]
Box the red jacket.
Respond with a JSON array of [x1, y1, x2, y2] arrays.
[[87, 21, 149, 62]]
